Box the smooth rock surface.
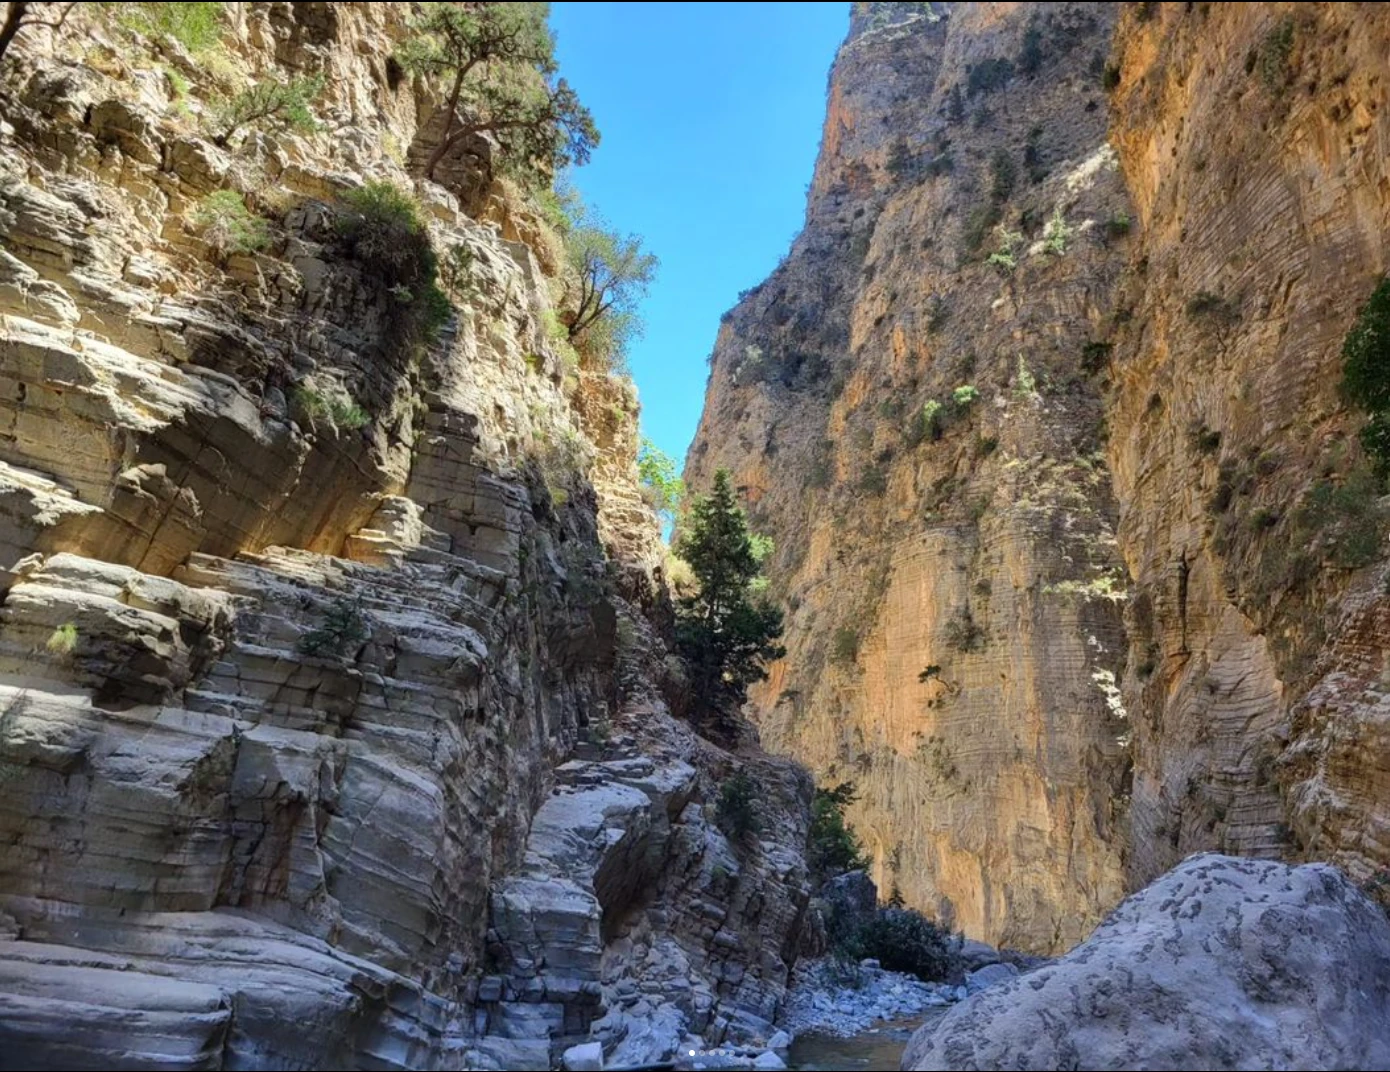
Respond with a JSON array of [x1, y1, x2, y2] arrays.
[[904, 854, 1390, 1071], [562, 1041, 604, 1071]]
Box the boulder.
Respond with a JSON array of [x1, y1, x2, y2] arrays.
[[562, 1041, 604, 1071], [963, 962, 1018, 994], [904, 854, 1390, 1071], [956, 938, 1000, 970]]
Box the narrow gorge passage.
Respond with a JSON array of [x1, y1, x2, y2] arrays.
[[0, 3, 1389, 1072]]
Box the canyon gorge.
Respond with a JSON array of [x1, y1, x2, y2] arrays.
[[0, 2, 1388, 1071]]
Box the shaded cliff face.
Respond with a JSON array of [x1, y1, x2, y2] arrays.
[[689, 0, 1390, 954], [0, 6, 811, 1069], [688, 1, 1133, 953]]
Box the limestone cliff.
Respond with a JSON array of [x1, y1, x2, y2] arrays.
[[689, 1, 1133, 953], [1105, 0, 1390, 896], [0, 5, 811, 1069], [688, 0, 1390, 953]]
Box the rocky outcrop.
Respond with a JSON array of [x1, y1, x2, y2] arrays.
[[688, 0, 1390, 952], [903, 853, 1390, 1071], [0, 5, 812, 1069], [687, 1, 1132, 953]]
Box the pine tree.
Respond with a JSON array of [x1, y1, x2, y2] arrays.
[[675, 469, 785, 739]]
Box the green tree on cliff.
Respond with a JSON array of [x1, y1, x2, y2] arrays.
[[396, 2, 598, 184], [809, 783, 867, 881], [1342, 274, 1390, 479], [675, 470, 785, 739]]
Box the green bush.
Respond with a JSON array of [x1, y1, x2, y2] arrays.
[[918, 664, 942, 682], [1105, 212, 1132, 240], [118, 2, 225, 53], [1081, 340, 1114, 374], [859, 465, 888, 495], [190, 190, 268, 254], [337, 181, 451, 346], [716, 773, 761, 840], [1186, 290, 1239, 326], [1188, 423, 1222, 455], [1018, 18, 1044, 75], [209, 74, 324, 147], [809, 783, 867, 881], [925, 151, 954, 178], [830, 626, 860, 668], [1102, 63, 1122, 91], [1296, 469, 1386, 569], [944, 608, 985, 653], [967, 56, 1015, 96], [1253, 16, 1296, 94], [1042, 207, 1072, 255], [962, 202, 1003, 255], [808, 439, 835, 488], [293, 386, 369, 431], [989, 149, 1017, 203], [1341, 275, 1390, 478], [848, 908, 960, 981], [298, 597, 368, 658], [886, 137, 915, 178], [45, 622, 78, 656]]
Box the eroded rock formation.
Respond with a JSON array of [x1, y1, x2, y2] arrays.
[[687, 1, 1390, 953], [0, 6, 811, 1069], [904, 853, 1390, 1071]]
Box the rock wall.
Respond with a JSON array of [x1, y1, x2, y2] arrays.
[[0, 5, 811, 1069], [687, 1, 1133, 953], [1105, 0, 1390, 893], [687, 0, 1390, 953]]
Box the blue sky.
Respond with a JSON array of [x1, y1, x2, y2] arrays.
[[550, 2, 849, 466]]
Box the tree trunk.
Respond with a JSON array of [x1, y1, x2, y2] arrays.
[[0, 3, 30, 64], [423, 68, 466, 180]]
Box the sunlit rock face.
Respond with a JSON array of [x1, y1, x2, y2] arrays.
[[689, 0, 1132, 954], [0, 5, 813, 1068], [688, 0, 1390, 954]]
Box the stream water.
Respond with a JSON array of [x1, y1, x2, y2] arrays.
[[787, 1016, 930, 1071]]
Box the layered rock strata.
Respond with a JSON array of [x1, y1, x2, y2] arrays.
[[0, 5, 812, 1069]]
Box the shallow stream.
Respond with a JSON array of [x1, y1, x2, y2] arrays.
[[787, 1016, 933, 1071]]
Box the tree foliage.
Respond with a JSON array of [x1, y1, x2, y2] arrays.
[[210, 74, 324, 148], [336, 181, 451, 347], [716, 772, 761, 841], [675, 470, 785, 739], [396, 2, 598, 183], [809, 783, 867, 881], [848, 908, 960, 981], [117, 2, 224, 53], [191, 190, 268, 255], [565, 218, 657, 361], [1343, 275, 1390, 479], [637, 438, 683, 520]]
